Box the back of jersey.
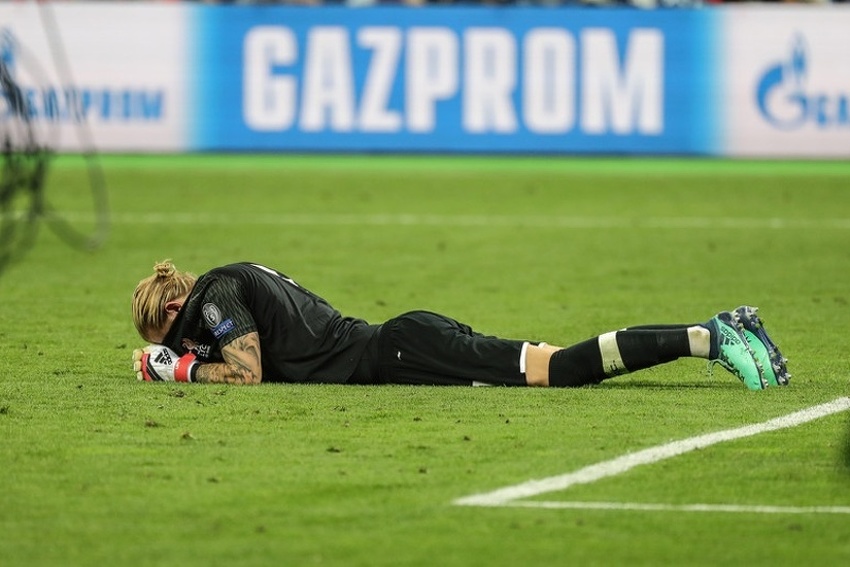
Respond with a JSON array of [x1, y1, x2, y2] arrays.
[[205, 262, 377, 383]]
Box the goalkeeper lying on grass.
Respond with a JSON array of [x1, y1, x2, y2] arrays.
[[131, 260, 789, 390]]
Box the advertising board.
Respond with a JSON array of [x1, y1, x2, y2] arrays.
[[191, 7, 717, 155], [2, 3, 847, 157]]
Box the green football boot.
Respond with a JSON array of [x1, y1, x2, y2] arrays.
[[735, 306, 790, 387], [704, 311, 766, 390]]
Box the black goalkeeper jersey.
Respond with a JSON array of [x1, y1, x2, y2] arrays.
[[161, 262, 378, 383]]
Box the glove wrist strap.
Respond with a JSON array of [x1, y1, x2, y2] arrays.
[[174, 353, 199, 383]]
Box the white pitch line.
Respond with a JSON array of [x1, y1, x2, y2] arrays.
[[44, 212, 850, 230], [506, 501, 850, 515], [454, 397, 850, 508]]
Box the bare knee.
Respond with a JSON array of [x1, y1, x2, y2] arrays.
[[525, 344, 562, 387]]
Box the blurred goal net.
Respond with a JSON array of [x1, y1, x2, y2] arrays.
[[0, 2, 108, 278]]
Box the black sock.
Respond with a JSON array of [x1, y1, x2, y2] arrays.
[[615, 329, 692, 371], [624, 323, 698, 331], [548, 337, 604, 388], [548, 328, 693, 388]]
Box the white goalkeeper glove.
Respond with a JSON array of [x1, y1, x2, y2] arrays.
[[132, 345, 199, 383]]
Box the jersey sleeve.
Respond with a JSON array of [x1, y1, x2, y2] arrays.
[[199, 275, 257, 347]]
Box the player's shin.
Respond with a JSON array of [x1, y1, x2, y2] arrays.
[[548, 329, 692, 387]]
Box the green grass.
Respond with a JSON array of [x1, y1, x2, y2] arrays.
[[2, 155, 850, 566]]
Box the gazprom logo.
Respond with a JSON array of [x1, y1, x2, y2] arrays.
[[242, 25, 664, 136], [0, 27, 165, 123], [755, 35, 849, 130]]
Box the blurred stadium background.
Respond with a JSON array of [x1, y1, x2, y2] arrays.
[[4, 0, 849, 157], [4, 0, 849, 271]]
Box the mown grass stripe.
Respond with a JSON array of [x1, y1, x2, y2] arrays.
[[49, 154, 850, 176], [45, 212, 850, 230]]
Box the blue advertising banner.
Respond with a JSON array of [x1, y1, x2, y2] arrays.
[[190, 7, 720, 154]]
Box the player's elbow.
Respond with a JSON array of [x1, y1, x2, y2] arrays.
[[244, 368, 262, 385]]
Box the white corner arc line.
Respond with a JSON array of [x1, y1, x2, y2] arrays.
[[454, 397, 850, 508]]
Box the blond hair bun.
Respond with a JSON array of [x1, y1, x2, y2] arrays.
[[153, 260, 176, 279]]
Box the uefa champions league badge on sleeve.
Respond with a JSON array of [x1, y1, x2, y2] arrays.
[[203, 303, 235, 339]]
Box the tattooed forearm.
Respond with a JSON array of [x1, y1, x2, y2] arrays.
[[194, 332, 263, 385]]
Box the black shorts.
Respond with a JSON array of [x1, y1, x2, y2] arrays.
[[350, 310, 526, 386]]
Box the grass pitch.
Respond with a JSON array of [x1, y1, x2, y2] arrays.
[[2, 155, 850, 566]]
